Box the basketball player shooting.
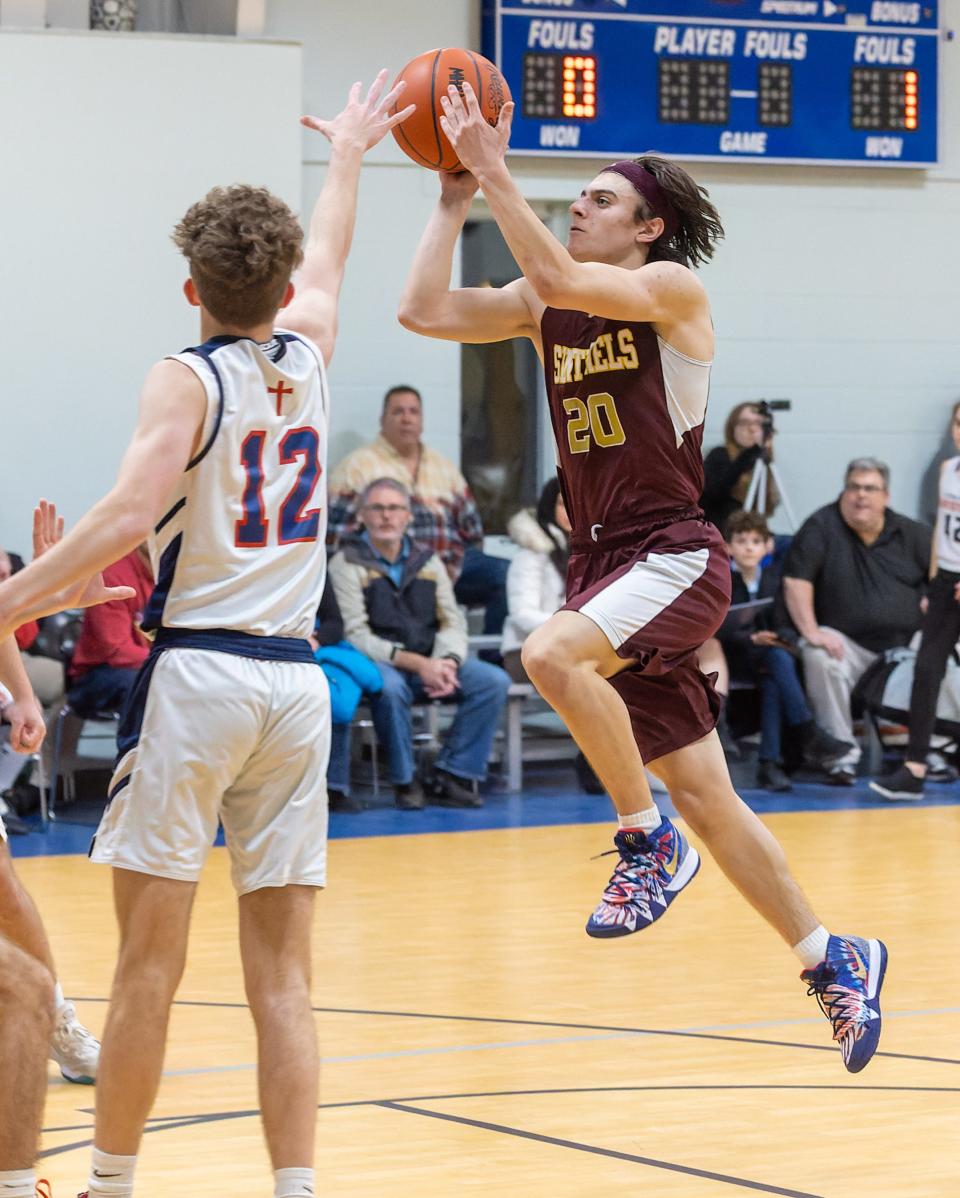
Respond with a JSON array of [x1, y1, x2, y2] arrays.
[[398, 80, 887, 1072], [0, 70, 413, 1198]]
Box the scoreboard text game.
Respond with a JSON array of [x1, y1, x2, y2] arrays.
[[481, 1, 939, 166]]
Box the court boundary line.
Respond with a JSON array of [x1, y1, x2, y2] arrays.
[[67, 997, 960, 1067], [378, 1099, 826, 1197], [42, 1083, 960, 1162]]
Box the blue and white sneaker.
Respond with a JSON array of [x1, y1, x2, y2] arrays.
[[586, 818, 700, 938], [801, 933, 888, 1073]]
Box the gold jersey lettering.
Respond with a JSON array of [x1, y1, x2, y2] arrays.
[[552, 328, 640, 383], [617, 328, 639, 370]]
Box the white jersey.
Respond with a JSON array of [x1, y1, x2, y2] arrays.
[[144, 329, 329, 641], [935, 455, 960, 574]]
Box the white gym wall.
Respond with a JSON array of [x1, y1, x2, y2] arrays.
[[2, 1, 960, 551]]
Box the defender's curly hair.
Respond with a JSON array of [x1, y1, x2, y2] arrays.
[[631, 154, 724, 269], [172, 185, 304, 327]]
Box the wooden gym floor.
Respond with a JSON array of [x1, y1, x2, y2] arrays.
[[13, 791, 960, 1197]]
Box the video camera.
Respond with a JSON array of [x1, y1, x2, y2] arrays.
[[756, 398, 791, 437]]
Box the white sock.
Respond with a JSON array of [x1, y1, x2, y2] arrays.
[[618, 806, 661, 832], [87, 1147, 137, 1197], [53, 981, 66, 1011], [274, 1166, 316, 1196], [793, 925, 831, 970], [0, 1168, 36, 1197]]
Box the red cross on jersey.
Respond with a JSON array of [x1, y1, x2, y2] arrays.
[[268, 379, 293, 415]]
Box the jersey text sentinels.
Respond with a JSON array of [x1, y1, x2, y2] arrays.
[[540, 308, 710, 535]]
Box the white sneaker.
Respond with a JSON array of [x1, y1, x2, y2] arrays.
[[50, 1000, 100, 1084]]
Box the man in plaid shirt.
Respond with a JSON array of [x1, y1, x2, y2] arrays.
[[328, 384, 509, 635]]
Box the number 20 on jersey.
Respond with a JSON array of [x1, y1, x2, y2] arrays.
[[563, 392, 626, 454]]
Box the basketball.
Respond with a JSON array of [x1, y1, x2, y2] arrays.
[[390, 48, 512, 172]]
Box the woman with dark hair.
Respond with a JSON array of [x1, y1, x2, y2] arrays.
[[501, 478, 570, 684], [501, 478, 603, 793], [702, 402, 779, 531]]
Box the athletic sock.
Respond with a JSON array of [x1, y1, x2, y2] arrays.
[[87, 1147, 137, 1197], [618, 806, 661, 833], [793, 925, 830, 970], [0, 1168, 36, 1197], [274, 1166, 316, 1196]]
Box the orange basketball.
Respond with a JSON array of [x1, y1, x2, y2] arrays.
[[391, 48, 511, 172]]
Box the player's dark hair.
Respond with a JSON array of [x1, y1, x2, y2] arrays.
[[383, 385, 422, 415], [631, 154, 724, 268], [724, 509, 771, 541], [535, 476, 569, 576], [172, 185, 304, 328]]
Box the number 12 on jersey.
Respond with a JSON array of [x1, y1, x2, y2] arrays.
[[236, 426, 322, 547]]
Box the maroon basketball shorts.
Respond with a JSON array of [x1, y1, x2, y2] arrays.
[[563, 515, 731, 763]]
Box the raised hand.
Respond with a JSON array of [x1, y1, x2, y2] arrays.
[[439, 167, 480, 206], [439, 80, 514, 177], [30, 499, 136, 614], [300, 69, 416, 153], [33, 498, 64, 559]]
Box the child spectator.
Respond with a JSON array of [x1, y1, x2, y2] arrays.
[[719, 512, 851, 791]]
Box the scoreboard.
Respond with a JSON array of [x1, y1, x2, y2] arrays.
[[481, 0, 939, 166]]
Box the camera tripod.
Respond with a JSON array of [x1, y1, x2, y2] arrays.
[[743, 453, 799, 532]]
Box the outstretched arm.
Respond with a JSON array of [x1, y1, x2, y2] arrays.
[[0, 359, 204, 641], [277, 70, 415, 364], [0, 636, 44, 753], [398, 170, 540, 346], [439, 83, 706, 326]]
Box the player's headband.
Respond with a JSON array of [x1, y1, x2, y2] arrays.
[[601, 161, 679, 241]]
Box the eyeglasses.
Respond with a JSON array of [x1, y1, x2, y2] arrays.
[[362, 503, 409, 516], [844, 483, 885, 494]]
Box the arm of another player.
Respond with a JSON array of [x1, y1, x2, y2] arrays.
[[277, 70, 415, 365], [440, 83, 706, 327], [398, 170, 541, 347], [0, 359, 205, 640], [0, 636, 44, 754]]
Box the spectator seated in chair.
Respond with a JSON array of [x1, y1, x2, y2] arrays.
[[327, 384, 509, 641], [66, 545, 153, 719], [718, 511, 853, 792], [782, 458, 930, 785], [309, 576, 382, 815], [329, 477, 510, 810]]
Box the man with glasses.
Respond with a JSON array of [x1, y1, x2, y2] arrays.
[[783, 458, 929, 783], [327, 385, 510, 643], [328, 478, 510, 809]]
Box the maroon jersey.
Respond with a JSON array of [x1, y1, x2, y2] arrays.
[[541, 307, 710, 536]]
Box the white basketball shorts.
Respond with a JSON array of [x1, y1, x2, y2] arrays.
[[91, 647, 330, 895]]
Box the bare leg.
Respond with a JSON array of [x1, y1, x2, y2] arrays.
[[94, 870, 196, 1155], [522, 611, 654, 816], [239, 885, 318, 1169], [650, 731, 819, 946], [0, 842, 57, 974], [0, 935, 54, 1170]]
